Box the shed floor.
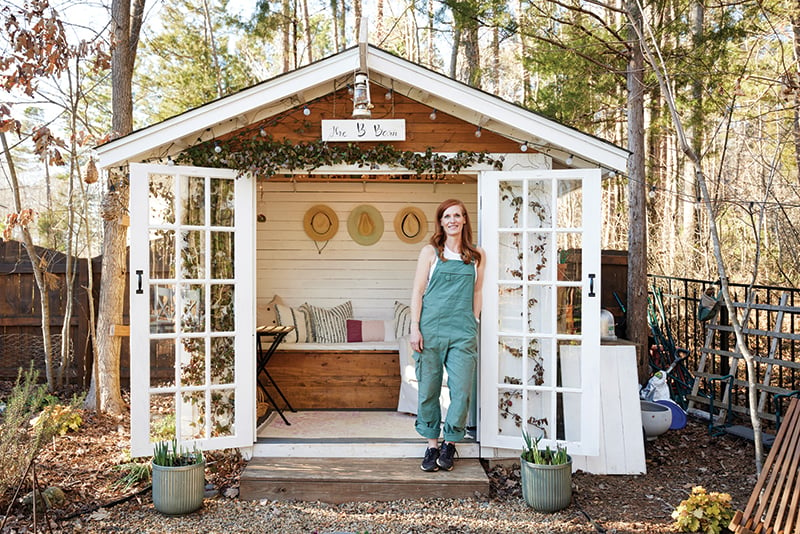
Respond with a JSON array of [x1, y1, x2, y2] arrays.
[[258, 410, 474, 442], [254, 410, 478, 458]]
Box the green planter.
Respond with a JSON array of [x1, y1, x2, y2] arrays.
[[520, 456, 573, 512], [151, 460, 205, 515]]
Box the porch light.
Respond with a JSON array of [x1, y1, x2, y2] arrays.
[[352, 72, 372, 119]]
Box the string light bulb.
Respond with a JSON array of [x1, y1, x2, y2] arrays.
[[429, 109, 437, 120], [565, 154, 574, 165], [520, 142, 528, 152], [167, 155, 175, 166], [214, 142, 222, 154], [474, 127, 482, 138], [259, 127, 267, 137], [385, 89, 392, 100], [303, 106, 311, 116], [648, 185, 657, 199]]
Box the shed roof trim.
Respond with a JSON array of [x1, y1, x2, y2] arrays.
[[97, 46, 628, 173]]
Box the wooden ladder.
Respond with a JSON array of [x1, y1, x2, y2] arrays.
[[730, 397, 800, 534]]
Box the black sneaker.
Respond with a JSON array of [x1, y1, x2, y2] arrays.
[[437, 441, 456, 471], [420, 447, 440, 472]]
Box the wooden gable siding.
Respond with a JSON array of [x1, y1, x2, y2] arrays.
[[223, 87, 528, 154], [256, 181, 477, 318]]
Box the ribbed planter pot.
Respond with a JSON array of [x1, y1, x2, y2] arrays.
[[520, 456, 573, 512], [151, 461, 205, 515]]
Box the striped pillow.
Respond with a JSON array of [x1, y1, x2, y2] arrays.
[[274, 303, 313, 343], [307, 301, 353, 343], [394, 301, 413, 339]]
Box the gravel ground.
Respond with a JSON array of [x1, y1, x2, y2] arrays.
[[64, 495, 643, 534]]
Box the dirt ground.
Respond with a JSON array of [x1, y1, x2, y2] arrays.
[[0, 383, 759, 533]]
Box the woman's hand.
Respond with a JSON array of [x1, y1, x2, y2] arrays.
[[410, 325, 424, 352]]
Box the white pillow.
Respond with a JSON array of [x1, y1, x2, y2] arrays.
[[394, 301, 412, 339], [274, 303, 313, 343], [307, 301, 353, 343]]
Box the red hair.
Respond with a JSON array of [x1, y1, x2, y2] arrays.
[[430, 199, 482, 266]]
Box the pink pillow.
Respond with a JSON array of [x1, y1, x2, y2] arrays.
[[347, 319, 386, 342]]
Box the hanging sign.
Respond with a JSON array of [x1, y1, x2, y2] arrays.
[[321, 119, 406, 142]]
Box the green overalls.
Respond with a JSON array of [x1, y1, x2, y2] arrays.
[[414, 255, 478, 442]]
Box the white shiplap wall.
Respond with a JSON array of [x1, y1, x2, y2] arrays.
[[256, 181, 478, 319]]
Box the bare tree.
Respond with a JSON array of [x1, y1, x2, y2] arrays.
[[626, 1, 767, 472]]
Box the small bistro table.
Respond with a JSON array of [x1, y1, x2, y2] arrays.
[[256, 325, 297, 425]]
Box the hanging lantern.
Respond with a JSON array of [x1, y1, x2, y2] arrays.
[[352, 72, 372, 119], [84, 157, 98, 184]]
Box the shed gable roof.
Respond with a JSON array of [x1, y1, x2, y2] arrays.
[[97, 45, 628, 173]]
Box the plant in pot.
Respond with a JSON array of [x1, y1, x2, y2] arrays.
[[150, 439, 205, 515], [520, 429, 572, 512]]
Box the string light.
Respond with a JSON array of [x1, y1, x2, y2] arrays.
[[565, 154, 574, 165], [259, 127, 267, 137], [167, 155, 175, 166], [429, 109, 437, 120], [214, 142, 222, 153], [385, 89, 392, 100], [474, 127, 482, 138], [648, 185, 656, 199], [303, 106, 311, 116], [520, 142, 528, 152]]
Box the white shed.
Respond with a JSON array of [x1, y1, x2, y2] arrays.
[[97, 44, 643, 474]]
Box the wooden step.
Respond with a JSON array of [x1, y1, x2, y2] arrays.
[[239, 457, 490, 503]]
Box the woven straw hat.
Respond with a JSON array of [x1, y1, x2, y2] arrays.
[[347, 205, 384, 246], [303, 205, 339, 241], [394, 206, 427, 244]]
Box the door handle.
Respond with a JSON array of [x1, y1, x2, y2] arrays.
[[135, 270, 143, 294], [588, 273, 596, 297]]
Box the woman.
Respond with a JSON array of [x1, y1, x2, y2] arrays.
[[410, 199, 485, 472]]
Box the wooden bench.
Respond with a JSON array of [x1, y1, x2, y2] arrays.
[[730, 397, 800, 534], [262, 346, 401, 410]]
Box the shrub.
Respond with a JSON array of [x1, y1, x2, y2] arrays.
[[30, 403, 82, 436], [0, 366, 54, 495], [672, 486, 734, 534]]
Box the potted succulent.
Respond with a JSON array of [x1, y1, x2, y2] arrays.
[[150, 439, 205, 515], [520, 430, 572, 512]]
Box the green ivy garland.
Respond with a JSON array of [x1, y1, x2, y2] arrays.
[[177, 136, 505, 177]]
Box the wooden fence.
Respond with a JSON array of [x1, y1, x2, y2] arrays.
[[0, 239, 131, 388]]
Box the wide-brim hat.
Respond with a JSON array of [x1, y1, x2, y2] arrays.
[[394, 206, 427, 244], [347, 204, 384, 246], [303, 205, 339, 241]]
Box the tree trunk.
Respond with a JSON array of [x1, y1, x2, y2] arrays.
[[626, 0, 649, 382], [519, 0, 530, 105], [303, 0, 312, 63], [449, 25, 461, 79], [1, 132, 55, 391], [463, 19, 480, 88], [86, 0, 143, 414], [791, 0, 800, 182], [282, 0, 291, 72], [331, 0, 340, 52]]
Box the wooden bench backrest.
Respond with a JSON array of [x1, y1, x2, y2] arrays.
[[731, 397, 800, 534]]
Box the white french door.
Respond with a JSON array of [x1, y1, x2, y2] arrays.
[[129, 163, 254, 456], [479, 169, 601, 456]]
